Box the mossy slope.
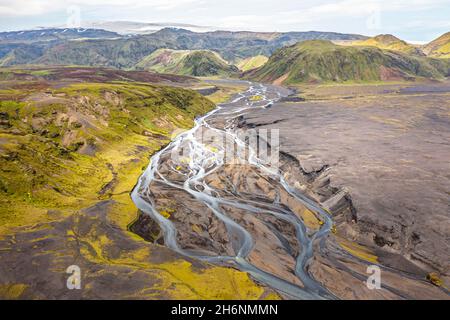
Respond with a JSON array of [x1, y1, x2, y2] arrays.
[[423, 32, 450, 59], [136, 49, 239, 77], [0, 81, 213, 226], [244, 40, 449, 84], [0, 68, 276, 299], [236, 55, 269, 71], [350, 34, 424, 55]]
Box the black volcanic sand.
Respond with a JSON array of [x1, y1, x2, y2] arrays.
[[241, 82, 450, 294]]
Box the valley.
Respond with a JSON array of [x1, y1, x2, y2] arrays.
[[0, 67, 276, 299], [131, 81, 450, 299], [0, 23, 449, 300]]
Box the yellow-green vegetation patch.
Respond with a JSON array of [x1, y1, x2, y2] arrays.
[[300, 208, 322, 230], [426, 273, 443, 287], [423, 32, 450, 58], [0, 284, 28, 299], [30, 69, 54, 77], [237, 55, 269, 71], [0, 81, 214, 228], [349, 35, 422, 55], [159, 261, 273, 300], [337, 237, 378, 264], [249, 95, 263, 101]]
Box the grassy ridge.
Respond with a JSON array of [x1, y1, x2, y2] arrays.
[[136, 48, 239, 76], [349, 34, 424, 55], [236, 55, 269, 71], [423, 32, 450, 58], [244, 40, 450, 84]]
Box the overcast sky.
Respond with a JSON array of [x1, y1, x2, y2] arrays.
[[0, 0, 449, 42]]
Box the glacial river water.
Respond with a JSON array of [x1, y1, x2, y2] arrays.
[[131, 82, 336, 299]]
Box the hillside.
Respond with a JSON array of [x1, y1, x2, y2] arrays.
[[423, 32, 450, 58], [350, 34, 424, 55], [34, 37, 168, 69], [244, 40, 449, 84], [136, 48, 239, 76], [0, 43, 47, 67], [0, 67, 209, 227], [236, 55, 269, 71], [0, 66, 277, 299]]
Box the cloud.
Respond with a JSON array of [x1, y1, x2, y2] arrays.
[[0, 0, 204, 16], [208, 0, 450, 32], [277, 0, 449, 22], [1, 0, 448, 17], [217, 15, 275, 31], [0, 0, 449, 39], [0, 0, 52, 16]]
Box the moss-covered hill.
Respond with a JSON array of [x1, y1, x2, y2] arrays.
[[136, 48, 239, 77], [423, 32, 450, 59], [350, 34, 424, 56], [0, 67, 276, 299], [244, 40, 450, 84]]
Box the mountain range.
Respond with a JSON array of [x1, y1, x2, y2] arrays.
[[0, 25, 448, 82], [0, 27, 367, 68]]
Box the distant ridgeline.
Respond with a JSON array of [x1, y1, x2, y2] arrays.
[[0, 27, 366, 69], [0, 27, 449, 82]]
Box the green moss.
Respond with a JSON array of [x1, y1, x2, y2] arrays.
[[237, 55, 269, 71], [0, 81, 214, 228], [30, 69, 53, 77], [351, 34, 423, 55]]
